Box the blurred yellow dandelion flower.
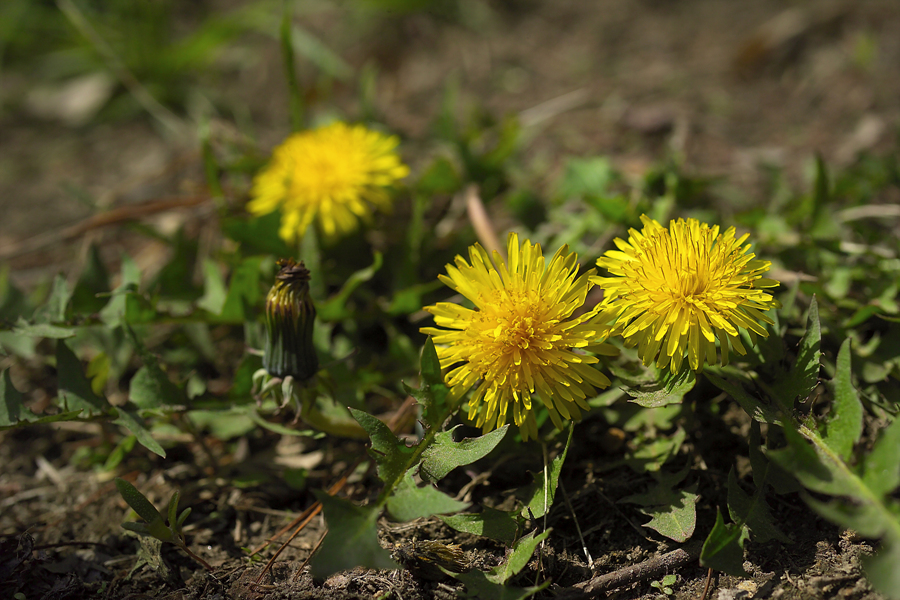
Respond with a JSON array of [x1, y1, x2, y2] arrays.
[[593, 215, 780, 372], [421, 233, 613, 441], [248, 122, 409, 243]]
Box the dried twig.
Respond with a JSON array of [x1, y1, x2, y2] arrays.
[[557, 541, 703, 598]]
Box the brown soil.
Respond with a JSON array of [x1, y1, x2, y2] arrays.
[[2, 1, 898, 599]]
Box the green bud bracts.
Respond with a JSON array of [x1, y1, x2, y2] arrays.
[[263, 259, 319, 381]]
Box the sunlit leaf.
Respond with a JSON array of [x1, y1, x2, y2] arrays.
[[349, 407, 414, 488], [520, 424, 572, 519], [386, 469, 469, 521], [625, 370, 695, 408], [485, 529, 549, 585], [823, 339, 862, 460], [420, 425, 508, 484], [440, 507, 520, 545], [774, 296, 821, 407]]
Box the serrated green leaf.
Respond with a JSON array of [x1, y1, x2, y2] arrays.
[[625, 427, 687, 473], [861, 418, 900, 497], [625, 370, 695, 408], [420, 425, 509, 484], [349, 407, 414, 487], [57, 340, 108, 416], [439, 507, 520, 545], [486, 529, 550, 585], [823, 339, 862, 460], [638, 484, 698, 543], [113, 407, 166, 457], [126, 323, 185, 408], [309, 491, 397, 578], [386, 469, 469, 521], [862, 538, 900, 600], [705, 372, 780, 424], [115, 477, 163, 524], [767, 424, 851, 496], [520, 425, 572, 519], [776, 296, 821, 406], [420, 337, 442, 387], [700, 509, 750, 577], [99, 256, 152, 327], [726, 469, 790, 544]]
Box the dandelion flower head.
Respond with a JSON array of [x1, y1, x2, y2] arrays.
[[421, 233, 612, 441], [592, 215, 780, 372], [248, 122, 409, 243]]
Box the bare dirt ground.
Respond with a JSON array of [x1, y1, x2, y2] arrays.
[[2, 1, 899, 599]]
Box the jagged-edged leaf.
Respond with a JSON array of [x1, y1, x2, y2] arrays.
[[485, 529, 550, 585], [625, 370, 695, 408], [621, 468, 697, 543], [440, 507, 520, 545], [420, 425, 509, 484], [386, 469, 469, 521], [726, 469, 790, 544], [768, 424, 853, 497], [700, 509, 750, 576], [420, 337, 443, 387], [57, 340, 108, 416], [520, 425, 573, 519], [625, 427, 687, 473], [309, 491, 397, 577], [861, 418, 900, 497], [349, 407, 414, 487], [705, 371, 779, 424], [823, 339, 862, 460], [126, 325, 185, 409], [775, 296, 821, 407]]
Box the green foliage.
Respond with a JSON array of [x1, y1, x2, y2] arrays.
[[621, 468, 698, 543], [420, 425, 509, 484], [310, 492, 398, 578], [439, 507, 520, 545], [386, 469, 469, 521], [451, 530, 551, 599], [519, 424, 573, 520]]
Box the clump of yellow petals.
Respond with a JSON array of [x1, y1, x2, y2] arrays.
[[592, 215, 780, 373], [421, 233, 613, 441], [248, 122, 409, 243]]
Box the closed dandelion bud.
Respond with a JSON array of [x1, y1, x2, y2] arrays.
[[263, 259, 319, 381]]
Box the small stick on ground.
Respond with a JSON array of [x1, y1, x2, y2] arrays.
[[557, 541, 703, 598]]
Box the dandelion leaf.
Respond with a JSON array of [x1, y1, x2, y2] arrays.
[[420, 425, 508, 484], [405, 338, 453, 429], [704, 371, 779, 424], [309, 491, 397, 578], [862, 538, 900, 600], [451, 568, 549, 600], [440, 507, 520, 545], [32, 275, 71, 324], [0, 369, 79, 429], [775, 296, 821, 407], [625, 370, 696, 408], [386, 469, 469, 522], [519, 424, 572, 519], [861, 417, 900, 497], [196, 260, 227, 315], [57, 340, 108, 417], [823, 339, 862, 460], [726, 469, 790, 544], [621, 468, 697, 543], [217, 256, 263, 323], [349, 407, 414, 487], [126, 325, 185, 410], [700, 509, 750, 577]]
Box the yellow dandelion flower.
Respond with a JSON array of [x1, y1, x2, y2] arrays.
[[421, 233, 613, 441], [248, 122, 409, 243], [592, 215, 781, 373]]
